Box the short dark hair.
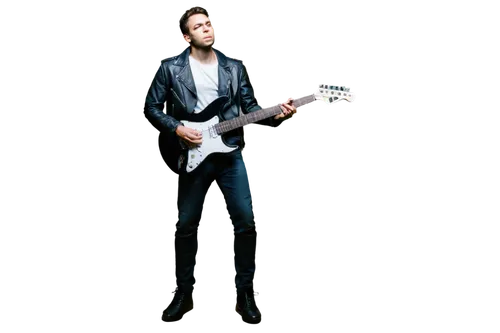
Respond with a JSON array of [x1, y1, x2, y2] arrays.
[[179, 7, 209, 35]]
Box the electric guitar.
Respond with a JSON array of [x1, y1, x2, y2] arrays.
[[159, 85, 354, 174]]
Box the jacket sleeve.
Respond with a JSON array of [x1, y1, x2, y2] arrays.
[[144, 64, 182, 133], [239, 63, 283, 127]]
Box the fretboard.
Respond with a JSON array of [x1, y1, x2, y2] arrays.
[[214, 94, 316, 135]]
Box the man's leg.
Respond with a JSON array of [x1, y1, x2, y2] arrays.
[[163, 165, 214, 322], [215, 151, 261, 324]]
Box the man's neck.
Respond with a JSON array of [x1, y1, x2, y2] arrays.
[[189, 46, 216, 65]]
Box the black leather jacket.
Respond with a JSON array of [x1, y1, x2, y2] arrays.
[[144, 47, 282, 148]]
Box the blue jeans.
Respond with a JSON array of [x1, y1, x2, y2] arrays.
[[174, 150, 257, 293]]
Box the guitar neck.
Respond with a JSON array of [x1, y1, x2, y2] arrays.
[[214, 94, 316, 135]]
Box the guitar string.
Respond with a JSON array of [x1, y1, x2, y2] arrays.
[[196, 94, 312, 133]]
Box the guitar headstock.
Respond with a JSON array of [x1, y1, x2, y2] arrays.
[[314, 85, 355, 103]]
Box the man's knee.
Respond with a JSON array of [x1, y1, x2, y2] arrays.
[[233, 216, 256, 235], [176, 213, 201, 237]]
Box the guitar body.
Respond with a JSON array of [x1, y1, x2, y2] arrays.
[[158, 96, 237, 175]]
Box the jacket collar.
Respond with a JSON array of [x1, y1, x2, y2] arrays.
[[174, 47, 233, 98]]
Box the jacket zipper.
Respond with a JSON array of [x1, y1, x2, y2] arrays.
[[170, 88, 186, 109]]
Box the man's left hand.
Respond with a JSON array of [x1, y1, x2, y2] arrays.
[[274, 98, 297, 120]]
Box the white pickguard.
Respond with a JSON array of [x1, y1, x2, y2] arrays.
[[181, 115, 237, 172]]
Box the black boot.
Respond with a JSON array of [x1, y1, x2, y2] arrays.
[[236, 289, 261, 324], [162, 289, 193, 322], [234, 229, 260, 324], [161, 231, 197, 322]]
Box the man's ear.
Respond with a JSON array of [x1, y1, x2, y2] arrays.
[[183, 34, 191, 43]]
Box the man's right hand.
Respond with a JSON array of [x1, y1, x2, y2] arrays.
[[175, 125, 203, 146]]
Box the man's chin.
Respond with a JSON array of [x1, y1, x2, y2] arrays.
[[191, 44, 214, 51]]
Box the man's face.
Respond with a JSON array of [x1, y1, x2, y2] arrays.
[[184, 14, 215, 49]]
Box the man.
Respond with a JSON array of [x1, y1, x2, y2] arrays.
[[144, 7, 296, 324]]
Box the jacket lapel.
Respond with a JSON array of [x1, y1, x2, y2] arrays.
[[178, 68, 196, 94], [217, 65, 233, 98], [215, 49, 233, 98], [174, 48, 235, 112], [172, 48, 197, 113]]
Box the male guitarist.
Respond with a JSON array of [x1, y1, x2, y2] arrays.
[[144, 6, 296, 324]]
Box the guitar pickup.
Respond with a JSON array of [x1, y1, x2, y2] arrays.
[[209, 126, 218, 138]]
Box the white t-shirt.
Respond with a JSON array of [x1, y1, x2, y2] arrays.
[[189, 55, 219, 113]]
